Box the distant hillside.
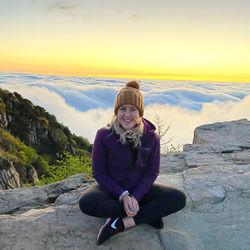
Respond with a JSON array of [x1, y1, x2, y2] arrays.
[[0, 88, 92, 188], [0, 88, 92, 160]]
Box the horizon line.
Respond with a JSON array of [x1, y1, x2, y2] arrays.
[[1, 70, 250, 84]]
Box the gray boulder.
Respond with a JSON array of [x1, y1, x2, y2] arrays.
[[193, 118, 250, 148], [0, 119, 250, 250], [0, 173, 94, 215]]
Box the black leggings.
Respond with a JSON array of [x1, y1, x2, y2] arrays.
[[79, 183, 186, 225]]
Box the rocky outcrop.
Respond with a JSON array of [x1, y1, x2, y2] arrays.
[[0, 152, 39, 190], [0, 112, 8, 129], [27, 166, 39, 183], [0, 174, 94, 215], [193, 118, 250, 147], [0, 163, 21, 189], [0, 119, 250, 250], [0, 150, 21, 190]]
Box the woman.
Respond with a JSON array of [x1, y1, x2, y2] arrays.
[[79, 80, 186, 245]]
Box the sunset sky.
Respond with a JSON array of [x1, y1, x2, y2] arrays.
[[1, 0, 250, 82]]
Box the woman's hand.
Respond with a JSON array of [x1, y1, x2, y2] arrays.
[[131, 195, 139, 213], [122, 195, 138, 217]]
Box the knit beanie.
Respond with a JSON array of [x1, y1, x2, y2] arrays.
[[114, 80, 144, 117]]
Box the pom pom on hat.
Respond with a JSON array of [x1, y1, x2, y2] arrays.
[[114, 80, 144, 116], [126, 80, 140, 90]]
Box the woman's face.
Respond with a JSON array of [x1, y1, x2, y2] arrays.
[[117, 104, 140, 131]]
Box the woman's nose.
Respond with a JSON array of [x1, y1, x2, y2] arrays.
[[124, 110, 130, 116]]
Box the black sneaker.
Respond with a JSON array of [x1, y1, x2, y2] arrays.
[[97, 218, 124, 245], [147, 218, 164, 229]]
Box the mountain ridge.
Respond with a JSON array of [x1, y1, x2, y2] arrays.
[[0, 88, 92, 188]]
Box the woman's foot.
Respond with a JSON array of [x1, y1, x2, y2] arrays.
[[97, 218, 124, 245], [147, 218, 164, 229]]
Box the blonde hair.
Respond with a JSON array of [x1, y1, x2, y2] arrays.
[[107, 115, 144, 148]]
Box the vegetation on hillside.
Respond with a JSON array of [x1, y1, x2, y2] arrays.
[[0, 88, 92, 162], [32, 152, 92, 186], [0, 127, 51, 181], [0, 88, 93, 186]]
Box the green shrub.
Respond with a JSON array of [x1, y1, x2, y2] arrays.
[[34, 151, 92, 186], [32, 156, 52, 178]]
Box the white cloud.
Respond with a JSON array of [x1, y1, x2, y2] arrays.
[[145, 95, 250, 147], [1, 73, 250, 148], [9, 84, 249, 147]]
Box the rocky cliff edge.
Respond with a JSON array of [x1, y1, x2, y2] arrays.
[[0, 119, 250, 250]]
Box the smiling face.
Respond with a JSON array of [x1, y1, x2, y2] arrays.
[[117, 104, 140, 131]]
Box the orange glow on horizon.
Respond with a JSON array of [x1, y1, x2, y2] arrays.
[[1, 68, 249, 83], [1, 1, 250, 84]]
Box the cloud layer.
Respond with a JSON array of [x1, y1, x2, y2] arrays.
[[0, 72, 249, 147]]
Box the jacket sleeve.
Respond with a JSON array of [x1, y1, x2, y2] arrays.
[[92, 129, 124, 198], [131, 133, 160, 201]]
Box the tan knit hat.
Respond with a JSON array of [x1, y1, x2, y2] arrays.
[[114, 80, 144, 116]]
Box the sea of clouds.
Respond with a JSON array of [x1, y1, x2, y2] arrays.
[[0, 72, 249, 148]]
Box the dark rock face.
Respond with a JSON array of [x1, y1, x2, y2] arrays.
[[0, 119, 250, 250]]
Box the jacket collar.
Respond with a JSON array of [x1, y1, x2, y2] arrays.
[[142, 118, 156, 133]]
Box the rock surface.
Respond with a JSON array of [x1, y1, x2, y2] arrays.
[[0, 119, 250, 250], [193, 118, 250, 148], [0, 154, 39, 190], [0, 161, 21, 189]]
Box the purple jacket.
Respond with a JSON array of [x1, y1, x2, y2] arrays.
[[92, 118, 160, 201]]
